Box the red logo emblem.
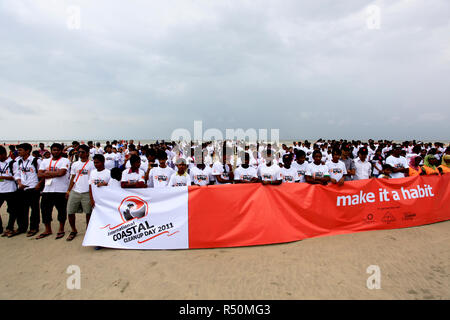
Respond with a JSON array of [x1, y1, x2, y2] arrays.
[[118, 196, 149, 222]]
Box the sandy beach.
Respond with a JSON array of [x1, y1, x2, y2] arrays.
[[0, 207, 448, 300]]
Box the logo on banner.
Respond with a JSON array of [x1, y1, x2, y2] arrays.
[[363, 213, 376, 224], [403, 212, 416, 221], [118, 196, 149, 222], [381, 212, 396, 224]]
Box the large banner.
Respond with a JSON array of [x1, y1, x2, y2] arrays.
[[83, 174, 450, 250], [83, 187, 189, 249]]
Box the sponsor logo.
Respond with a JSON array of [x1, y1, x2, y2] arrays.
[[118, 196, 149, 222], [364, 213, 376, 224], [381, 212, 396, 224], [403, 212, 416, 221]]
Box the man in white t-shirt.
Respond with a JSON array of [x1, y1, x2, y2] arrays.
[[37, 143, 71, 240], [12, 143, 42, 237], [280, 154, 299, 183], [257, 150, 282, 186], [291, 149, 309, 183], [0, 146, 19, 237], [326, 149, 347, 186], [168, 158, 191, 187], [190, 163, 214, 186], [65, 145, 96, 241], [89, 154, 111, 207], [305, 150, 330, 185], [212, 148, 234, 185], [147, 150, 174, 188], [104, 145, 118, 170], [385, 145, 408, 179], [353, 148, 372, 181], [234, 152, 259, 183], [121, 155, 147, 188]]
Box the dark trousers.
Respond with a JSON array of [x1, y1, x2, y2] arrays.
[[0, 192, 19, 231], [16, 189, 41, 232], [41, 193, 67, 224]]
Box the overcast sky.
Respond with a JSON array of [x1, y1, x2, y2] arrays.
[[0, 0, 449, 142]]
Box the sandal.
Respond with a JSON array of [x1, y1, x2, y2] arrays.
[[66, 231, 77, 241], [36, 232, 52, 239], [27, 230, 39, 237], [2, 230, 13, 237], [55, 232, 66, 240], [8, 230, 24, 238]]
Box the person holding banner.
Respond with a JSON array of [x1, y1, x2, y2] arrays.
[[89, 154, 110, 209], [422, 155, 440, 175], [234, 152, 259, 183], [305, 150, 330, 185], [146, 150, 174, 188], [258, 149, 282, 186], [280, 154, 299, 183], [438, 155, 450, 174], [168, 158, 191, 187], [121, 155, 147, 188], [353, 148, 372, 181], [326, 149, 347, 186], [66, 144, 96, 241], [407, 155, 424, 177]]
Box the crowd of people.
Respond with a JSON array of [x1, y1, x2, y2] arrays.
[[0, 139, 449, 242]]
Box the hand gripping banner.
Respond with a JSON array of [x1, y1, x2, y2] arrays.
[[83, 174, 450, 250]]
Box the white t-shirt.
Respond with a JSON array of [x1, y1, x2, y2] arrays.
[[104, 152, 118, 170], [121, 168, 146, 184], [211, 162, 232, 185], [40, 157, 71, 193], [148, 166, 175, 188], [89, 168, 111, 189], [190, 166, 214, 186], [291, 161, 308, 183], [257, 163, 282, 182], [234, 166, 258, 182], [168, 173, 192, 187], [0, 160, 18, 193], [306, 163, 330, 179], [385, 155, 408, 179], [14, 156, 41, 190], [353, 158, 372, 180], [280, 166, 299, 183], [70, 160, 95, 193], [108, 178, 121, 189], [325, 160, 347, 182]]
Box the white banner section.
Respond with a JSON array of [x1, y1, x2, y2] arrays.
[[82, 186, 189, 249]]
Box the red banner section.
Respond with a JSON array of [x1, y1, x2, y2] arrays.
[[188, 174, 450, 249]]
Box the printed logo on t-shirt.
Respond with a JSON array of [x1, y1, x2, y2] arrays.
[[314, 172, 324, 178], [195, 175, 208, 182], [155, 175, 168, 182], [283, 175, 294, 182], [242, 174, 252, 181], [263, 174, 272, 180]]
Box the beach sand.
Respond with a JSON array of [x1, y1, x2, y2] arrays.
[[0, 207, 448, 300]]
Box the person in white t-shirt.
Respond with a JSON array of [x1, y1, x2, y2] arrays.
[[11, 143, 42, 237], [353, 148, 372, 180], [234, 152, 259, 183], [168, 158, 192, 187], [305, 150, 330, 185], [280, 154, 299, 183], [190, 163, 214, 186], [258, 150, 282, 186], [0, 146, 19, 237], [212, 148, 234, 185], [89, 154, 111, 208], [65, 144, 96, 241], [103, 145, 118, 170], [291, 149, 309, 183], [121, 155, 147, 188], [147, 150, 174, 188], [325, 149, 347, 186], [36, 143, 71, 240], [108, 167, 122, 189], [385, 145, 408, 179]]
